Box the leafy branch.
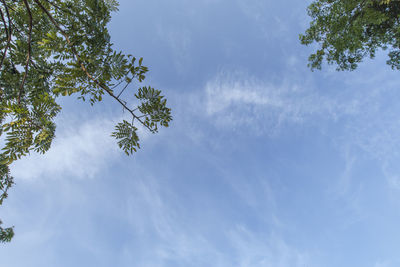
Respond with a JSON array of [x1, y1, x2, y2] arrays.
[[0, 0, 172, 242]]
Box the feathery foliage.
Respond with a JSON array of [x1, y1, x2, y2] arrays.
[[0, 0, 172, 243]]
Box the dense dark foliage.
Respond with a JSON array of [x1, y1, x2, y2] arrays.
[[300, 0, 400, 70]]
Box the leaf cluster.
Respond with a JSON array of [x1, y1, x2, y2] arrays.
[[0, 220, 13, 243], [300, 0, 400, 70], [0, 158, 13, 243]]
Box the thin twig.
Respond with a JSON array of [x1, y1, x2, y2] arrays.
[[116, 78, 131, 98], [43, 0, 77, 18], [110, 78, 125, 91]]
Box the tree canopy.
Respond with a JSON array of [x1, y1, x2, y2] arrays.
[[0, 0, 172, 243], [300, 0, 400, 71]]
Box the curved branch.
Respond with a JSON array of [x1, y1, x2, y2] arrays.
[[0, 0, 12, 71], [33, 0, 155, 133]]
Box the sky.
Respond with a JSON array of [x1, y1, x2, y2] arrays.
[[2, 0, 400, 266]]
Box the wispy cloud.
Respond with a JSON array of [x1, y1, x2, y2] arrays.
[[374, 260, 400, 267], [228, 225, 310, 267], [11, 116, 120, 180], [121, 172, 311, 267], [203, 71, 358, 135], [200, 66, 400, 195]]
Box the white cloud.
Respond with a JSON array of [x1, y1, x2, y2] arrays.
[[11, 116, 120, 180], [202, 68, 400, 164], [203, 71, 359, 135]]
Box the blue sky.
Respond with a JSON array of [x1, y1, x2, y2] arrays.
[[2, 0, 400, 266]]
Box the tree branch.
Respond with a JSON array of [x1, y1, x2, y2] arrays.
[[0, 0, 12, 70], [19, 0, 33, 104], [33, 0, 156, 133]]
